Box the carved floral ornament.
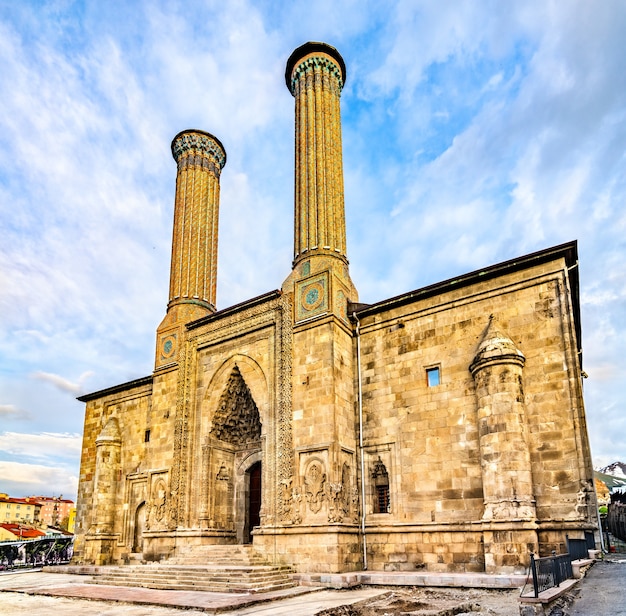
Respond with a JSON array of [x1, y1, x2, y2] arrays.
[[171, 131, 227, 170], [289, 56, 344, 95], [304, 462, 326, 514], [371, 456, 389, 487], [147, 479, 168, 530]]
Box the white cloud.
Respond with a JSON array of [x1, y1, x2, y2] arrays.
[[0, 405, 30, 420], [31, 371, 94, 396], [0, 432, 82, 461], [0, 460, 78, 500], [0, 0, 624, 489]]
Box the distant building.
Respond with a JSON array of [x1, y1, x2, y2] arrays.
[[74, 42, 597, 574], [0, 494, 41, 525], [594, 470, 626, 495], [68, 506, 76, 533], [0, 523, 45, 541], [29, 496, 74, 529], [594, 477, 611, 506]]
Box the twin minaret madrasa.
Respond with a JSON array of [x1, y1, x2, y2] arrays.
[[156, 42, 356, 369], [76, 40, 596, 575]]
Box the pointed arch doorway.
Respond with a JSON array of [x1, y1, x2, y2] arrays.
[[207, 364, 264, 544], [246, 461, 262, 543]]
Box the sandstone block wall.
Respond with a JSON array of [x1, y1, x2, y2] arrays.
[[356, 257, 595, 572]]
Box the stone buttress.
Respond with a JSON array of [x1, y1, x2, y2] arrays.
[[470, 317, 539, 573]]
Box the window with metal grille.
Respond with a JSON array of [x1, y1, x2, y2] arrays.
[[372, 456, 390, 514], [375, 485, 390, 514]]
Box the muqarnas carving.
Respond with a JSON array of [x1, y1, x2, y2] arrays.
[[211, 366, 261, 447]]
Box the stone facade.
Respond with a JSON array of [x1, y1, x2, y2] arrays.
[[73, 42, 597, 574]]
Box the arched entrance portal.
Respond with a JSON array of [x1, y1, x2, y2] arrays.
[[206, 364, 263, 544], [247, 462, 262, 543]]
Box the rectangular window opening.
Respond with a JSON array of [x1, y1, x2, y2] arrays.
[[144, 429, 151, 443], [426, 366, 440, 387]]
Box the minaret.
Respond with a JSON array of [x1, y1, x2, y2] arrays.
[[287, 42, 348, 266], [283, 42, 357, 319], [279, 44, 360, 568], [155, 129, 226, 369]]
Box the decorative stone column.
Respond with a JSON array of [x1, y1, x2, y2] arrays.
[[470, 317, 538, 572], [155, 130, 226, 369]]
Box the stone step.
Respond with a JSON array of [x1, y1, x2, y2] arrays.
[[88, 577, 297, 593], [167, 544, 275, 566], [110, 564, 290, 573], [166, 557, 269, 565], [169, 552, 268, 558], [95, 569, 292, 583], [86, 549, 297, 594]]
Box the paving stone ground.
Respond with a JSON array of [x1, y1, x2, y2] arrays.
[[566, 554, 626, 616], [2, 554, 624, 616], [0, 571, 385, 615]]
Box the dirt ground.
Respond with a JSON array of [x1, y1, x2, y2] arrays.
[[316, 586, 521, 616]]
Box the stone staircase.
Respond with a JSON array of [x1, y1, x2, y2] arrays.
[[86, 545, 296, 593]]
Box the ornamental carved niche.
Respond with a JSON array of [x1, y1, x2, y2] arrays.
[[147, 478, 168, 531], [328, 462, 352, 523], [216, 464, 230, 482], [328, 483, 344, 523], [305, 462, 326, 514], [280, 476, 302, 524], [371, 457, 389, 485], [211, 365, 261, 448]]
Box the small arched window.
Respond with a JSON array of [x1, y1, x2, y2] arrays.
[[372, 457, 390, 514]]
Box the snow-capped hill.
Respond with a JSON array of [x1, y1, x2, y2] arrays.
[[599, 461, 626, 478]]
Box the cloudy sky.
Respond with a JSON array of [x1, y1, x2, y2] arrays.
[[1, 0, 624, 500]]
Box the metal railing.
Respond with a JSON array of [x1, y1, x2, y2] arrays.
[[528, 552, 573, 598], [0, 536, 74, 571], [607, 501, 626, 542]]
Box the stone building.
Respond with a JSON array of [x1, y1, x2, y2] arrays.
[[73, 42, 597, 574]]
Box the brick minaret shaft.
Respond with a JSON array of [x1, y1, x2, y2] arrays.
[[169, 129, 226, 312], [286, 42, 348, 267], [282, 44, 359, 563], [155, 130, 226, 369]]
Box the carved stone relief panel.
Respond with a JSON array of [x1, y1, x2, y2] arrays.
[[305, 462, 326, 513], [298, 449, 329, 522], [328, 450, 357, 523], [146, 472, 169, 531], [212, 450, 235, 530]]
